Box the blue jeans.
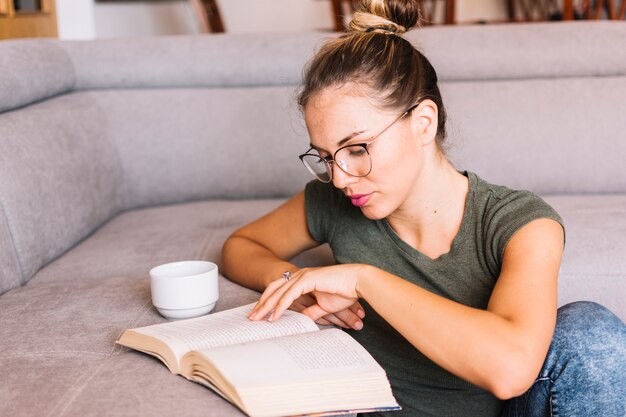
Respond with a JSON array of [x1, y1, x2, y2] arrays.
[[500, 301, 626, 417]]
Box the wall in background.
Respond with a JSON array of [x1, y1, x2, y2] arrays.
[[219, 0, 332, 33], [94, 1, 195, 38], [56, 0, 508, 40], [57, 0, 96, 39]]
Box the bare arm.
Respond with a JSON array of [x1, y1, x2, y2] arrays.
[[250, 218, 564, 399], [221, 191, 365, 329], [221, 191, 318, 291], [358, 218, 563, 399]]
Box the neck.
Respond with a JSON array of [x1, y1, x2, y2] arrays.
[[386, 154, 469, 257]]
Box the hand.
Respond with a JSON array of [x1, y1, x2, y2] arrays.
[[248, 265, 364, 324], [289, 294, 365, 330]]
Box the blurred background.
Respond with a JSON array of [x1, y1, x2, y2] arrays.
[[1, 0, 624, 40]]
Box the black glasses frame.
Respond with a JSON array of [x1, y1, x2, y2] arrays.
[[298, 102, 421, 183]]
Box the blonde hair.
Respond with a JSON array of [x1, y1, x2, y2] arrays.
[[298, 0, 448, 147], [349, 0, 419, 34]]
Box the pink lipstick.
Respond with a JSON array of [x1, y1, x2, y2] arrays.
[[349, 194, 371, 207]]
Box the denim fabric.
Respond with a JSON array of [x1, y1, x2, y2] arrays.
[[501, 301, 626, 417]]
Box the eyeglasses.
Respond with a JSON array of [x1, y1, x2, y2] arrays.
[[298, 103, 419, 183]]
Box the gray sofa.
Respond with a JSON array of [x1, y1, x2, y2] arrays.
[[1, 21, 625, 417]]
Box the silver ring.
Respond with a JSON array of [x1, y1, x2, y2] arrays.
[[282, 271, 291, 282]]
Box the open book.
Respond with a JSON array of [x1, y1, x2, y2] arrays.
[[116, 303, 400, 417]]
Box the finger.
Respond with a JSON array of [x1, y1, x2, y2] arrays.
[[269, 278, 311, 321], [252, 277, 300, 321], [288, 300, 306, 312], [306, 308, 358, 329], [298, 303, 349, 328], [249, 278, 288, 317], [288, 294, 316, 313], [300, 303, 331, 322], [315, 317, 333, 326], [258, 278, 288, 306], [334, 308, 364, 330], [320, 313, 350, 329], [349, 301, 366, 319], [297, 293, 317, 307]]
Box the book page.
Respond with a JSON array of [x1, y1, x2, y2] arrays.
[[130, 303, 319, 362], [188, 329, 399, 417], [193, 328, 384, 387]]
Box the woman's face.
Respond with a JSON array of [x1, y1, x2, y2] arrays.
[[304, 86, 436, 220]]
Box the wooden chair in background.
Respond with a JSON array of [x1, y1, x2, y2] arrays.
[[330, 0, 455, 32], [507, 0, 626, 21], [570, 0, 626, 19], [188, 0, 225, 33]]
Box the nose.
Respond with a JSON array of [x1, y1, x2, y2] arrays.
[[331, 161, 358, 189]]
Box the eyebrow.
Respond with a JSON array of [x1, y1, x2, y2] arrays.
[[309, 130, 366, 152]]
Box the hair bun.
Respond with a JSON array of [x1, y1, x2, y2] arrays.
[[349, 0, 421, 35]]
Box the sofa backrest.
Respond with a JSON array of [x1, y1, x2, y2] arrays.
[[56, 32, 328, 208], [0, 91, 124, 290], [0, 21, 625, 294], [414, 22, 626, 194]]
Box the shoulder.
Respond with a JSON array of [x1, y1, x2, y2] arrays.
[[467, 171, 565, 266], [470, 171, 563, 226]]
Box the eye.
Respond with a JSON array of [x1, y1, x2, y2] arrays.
[[347, 146, 367, 157]]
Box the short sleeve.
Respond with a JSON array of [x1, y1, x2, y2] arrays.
[[483, 189, 565, 271], [304, 180, 344, 243]]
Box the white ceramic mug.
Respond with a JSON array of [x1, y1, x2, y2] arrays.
[[149, 260, 219, 320]]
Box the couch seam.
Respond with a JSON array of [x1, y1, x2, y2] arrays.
[[55, 39, 128, 247], [48, 39, 78, 93], [0, 192, 26, 287], [1, 93, 128, 287], [49, 359, 111, 417], [0, 351, 109, 359], [73, 89, 127, 222], [56, 37, 128, 229], [110, 298, 154, 356], [194, 206, 228, 261], [92, 92, 130, 214]]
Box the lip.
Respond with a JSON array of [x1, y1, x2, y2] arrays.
[[347, 193, 372, 207]]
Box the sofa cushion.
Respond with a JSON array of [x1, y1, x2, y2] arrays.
[[80, 87, 312, 209], [48, 353, 246, 417], [0, 212, 21, 295], [0, 93, 123, 291], [544, 194, 626, 319], [409, 21, 626, 81], [30, 198, 288, 285], [0, 274, 254, 417], [1, 197, 335, 417], [0, 40, 74, 114], [442, 76, 626, 194], [0, 354, 104, 417], [60, 32, 325, 91]]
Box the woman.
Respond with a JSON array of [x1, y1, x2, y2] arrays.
[[221, 1, 626, 415]]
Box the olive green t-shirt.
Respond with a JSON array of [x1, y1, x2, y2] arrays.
[[304, 171, 564, 417]]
